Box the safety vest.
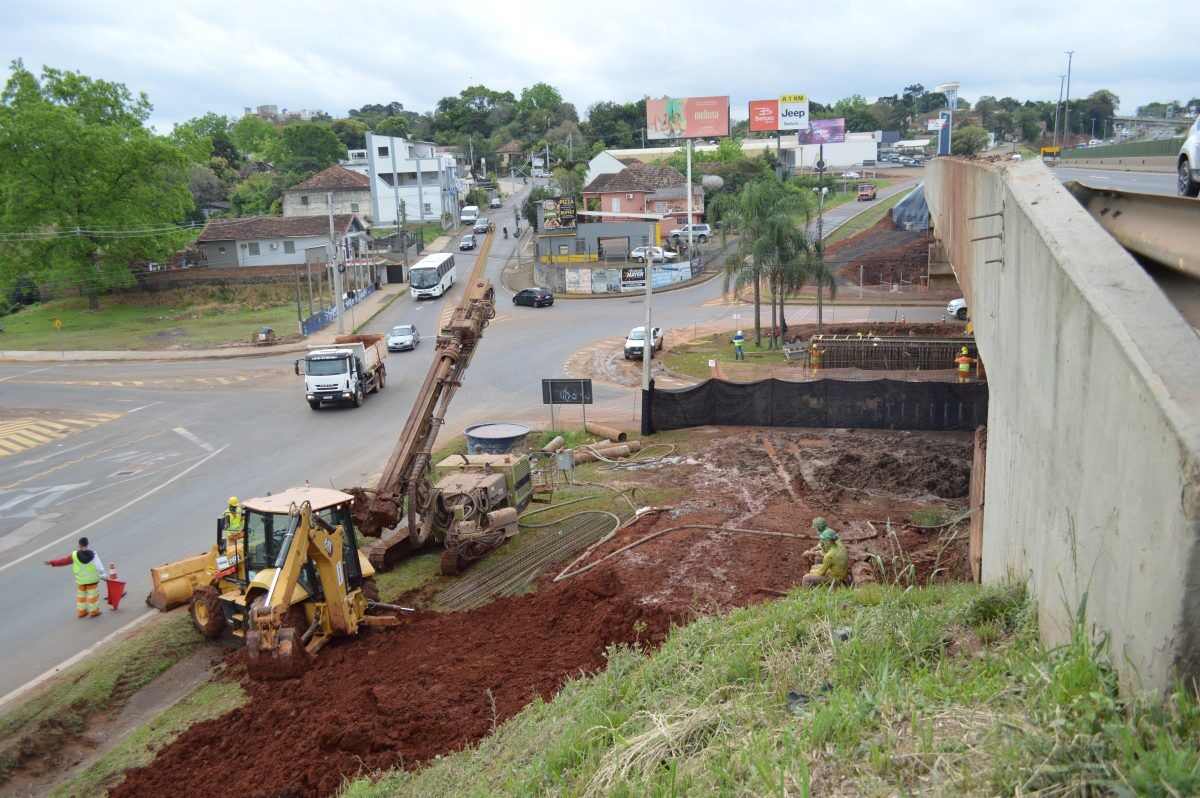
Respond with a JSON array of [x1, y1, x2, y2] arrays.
[[71, 551, 100, 585], [733, 334, 744, 349], [955, 355, 974, 374], [224, 510, 244, 534]]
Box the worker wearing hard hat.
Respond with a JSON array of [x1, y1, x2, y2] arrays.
[[222, 496, 245, 549], [802, 518, 849, 587], [732, 330, 745, 361], [954, 347, 976, 383]]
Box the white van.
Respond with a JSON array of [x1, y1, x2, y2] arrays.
[[459, 205, 479, 224]]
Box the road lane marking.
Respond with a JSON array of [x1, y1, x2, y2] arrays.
[[0, 609, 158, 712], [0, 366, 53, 383], [0, 430, 169, 492], [0, 414, 121, 458], [127, 402, 161, 413], [0, 443, 228, 574], [173, 427, 214, 453]]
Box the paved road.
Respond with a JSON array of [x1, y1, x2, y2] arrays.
[[0, 182, 946, 702], [1051, 166, 1177, 196]]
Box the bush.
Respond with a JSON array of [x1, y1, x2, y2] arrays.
[[6, 276, 41, 307], [952, 125, 989, 156]]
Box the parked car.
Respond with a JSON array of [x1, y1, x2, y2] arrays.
[[513, 286, 554, 307], [473, 217, 490, 234], [899, 156, 913, 165], [459, 233, 476, 250], [624, 326, 663, 360], [1178, 116, 1200, 198], [629, 246, 679, 263], [386, 324, 419, 351], [947, 298, 968, 321], [489, 196, 502, 208], [667, 224, 711, 244], [841, 170, 860, 179]]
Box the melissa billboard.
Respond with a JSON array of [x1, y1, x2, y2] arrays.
[[646, 96, 730, 140]]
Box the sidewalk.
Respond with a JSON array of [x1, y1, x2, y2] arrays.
[[0, 284, 409, 364]]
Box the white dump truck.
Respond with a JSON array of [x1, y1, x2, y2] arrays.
[[295, 334, 387, 409]]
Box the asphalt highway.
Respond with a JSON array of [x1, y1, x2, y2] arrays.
[[1051, 166, 1177, 196], [0, 181, 946, 701]]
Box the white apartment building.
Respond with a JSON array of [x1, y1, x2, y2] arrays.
[[342, 134, 468, 225]]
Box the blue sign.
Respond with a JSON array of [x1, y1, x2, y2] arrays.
[[938, 111, 952, 157]]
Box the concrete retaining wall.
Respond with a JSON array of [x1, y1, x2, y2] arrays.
[[927, 158, 1200, 692]]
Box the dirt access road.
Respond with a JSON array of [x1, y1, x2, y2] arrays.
[[110, 426, 973, 798]]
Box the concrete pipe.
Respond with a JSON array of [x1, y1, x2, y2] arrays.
[[585, 422, 626, 442], [573, 444, 631, 464], [542, 435, 566, 453]]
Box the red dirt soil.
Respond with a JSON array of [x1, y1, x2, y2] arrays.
[[824, 211, 930, 286], [110, 427, 972, 798]]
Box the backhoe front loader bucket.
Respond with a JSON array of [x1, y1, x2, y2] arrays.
[[245, 626, 312, 681], [146, 552, 213, 611]]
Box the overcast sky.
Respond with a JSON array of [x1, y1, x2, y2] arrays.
[[2, 0, 1194, 133]]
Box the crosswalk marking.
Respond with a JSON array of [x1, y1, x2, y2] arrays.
[[0, 413, 121, 458]]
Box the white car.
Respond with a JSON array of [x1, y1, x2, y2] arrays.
[[841, 170, 860, 179], [668, 224, 711, 244], [629, 246, 679, 263], [386, 324, 419, 351], [947, 298, 968, 321], [624, 326, 663, 360], [1178, 116, 1200, 198]]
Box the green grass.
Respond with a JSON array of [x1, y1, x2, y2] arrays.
[[665, 333, 794, 379], [0, 615, 203, 784], [0, 285, 300, 351], [824, 190, 908, 246], [340, 582, 1200, 798], [48, 677, 245, 798]]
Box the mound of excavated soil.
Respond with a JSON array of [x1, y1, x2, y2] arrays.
[[825, 211, 930, 286], [110, 427, 974, 798]]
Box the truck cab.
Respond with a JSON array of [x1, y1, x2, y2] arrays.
[[296, 334, 386, 409]]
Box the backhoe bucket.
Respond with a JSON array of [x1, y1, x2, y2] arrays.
[[245, 627, 312, 681], [146, 552, 213, 611]]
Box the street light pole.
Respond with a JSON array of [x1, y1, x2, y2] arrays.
[[1053, 75, 1066, 152], [1063, 51, 1075, 146], [642, 222, 654, 393], [813, 186, 828, 333]]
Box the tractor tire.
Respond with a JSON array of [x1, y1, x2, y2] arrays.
[[361, 576, 380, 603], [190, 586, 225, 638]]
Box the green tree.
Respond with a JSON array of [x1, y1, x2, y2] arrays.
[[329, 118, 368, 150], [227, 171, 285, 217], [826, 94, 882, 132], [951, 125, 989, 156], [521, 186, 554, 232], [231, 114, 279, 159], [348, 101, 406, 127], [375, 115, 410, 138], [0, 61, 195, 309], [551, 162, 587, 198], [1017, 108, 1043, 144], [709, 179, 819, 346], [272, 121, 342, 178]]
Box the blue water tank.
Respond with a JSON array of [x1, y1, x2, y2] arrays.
[[463, 423, 530, 455]]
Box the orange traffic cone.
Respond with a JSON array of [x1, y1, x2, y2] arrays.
[[105, 563, 126, 610]]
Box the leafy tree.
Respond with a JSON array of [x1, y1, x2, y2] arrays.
[[231, 114, 279, 158], [272, 121, 342, 178], [176, 112, 229, 140], [817, 95, 882, 132], [187, 164, 227, 211], [329, 118, 368, 150], [348, 101, 406, 127], [375, 115, 410, 138], [521, 186, 554, 232], [1017, 108, 1043, 144], [0, 61, 194, 309], [227, 171, 285, 217], [951, 125, 989, 156], [583, 99, 646, 149], [551, 163, 587, 198]]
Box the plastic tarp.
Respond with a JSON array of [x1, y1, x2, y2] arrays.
[[645, 378, 987, 433], [891, 181, 930, 232]]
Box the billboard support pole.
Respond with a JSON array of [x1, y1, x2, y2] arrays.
[[686, 139, 693, 256]]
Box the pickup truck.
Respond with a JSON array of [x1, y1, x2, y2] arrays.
[[624, 326, 663, 360], [296, 334, 387, 409], [856, 183, 877, 201]]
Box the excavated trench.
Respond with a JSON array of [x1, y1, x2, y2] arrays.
[[110, 427, 974, 798]]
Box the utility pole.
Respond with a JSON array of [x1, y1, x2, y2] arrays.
[[642, 222, 654, 393], [813, 187, 828, 334], [686, 138, 694, 261], [544, 144, 550, 182], [328, 194, 344, 334], [1063, 51, 1075, 146], [1053, 75, 1066, 151]]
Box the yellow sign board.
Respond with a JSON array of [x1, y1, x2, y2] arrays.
[[779, 94, 807, 103], [54, 319, 63, 329]]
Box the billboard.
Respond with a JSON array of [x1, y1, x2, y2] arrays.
[[797, 118, 846, 144], [748, 99, 778, 132], [926, 118, 946, 131], [541, 197, 577, 231], [748, 95, 810, 132], [646, 96, 730, 140]]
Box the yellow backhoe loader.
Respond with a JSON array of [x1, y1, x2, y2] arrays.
[[147, 486, 398, 678]]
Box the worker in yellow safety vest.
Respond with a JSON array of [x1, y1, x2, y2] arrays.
[[954, 347, 976, 383], [802, 519, 849, 587], [44, 536, 109, 618], [223, 496, 245, 547]]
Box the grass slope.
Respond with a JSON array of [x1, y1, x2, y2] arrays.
[[343, 583, 1200, 797]]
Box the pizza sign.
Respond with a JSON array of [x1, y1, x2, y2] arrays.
[[541, 197, 577, 231]]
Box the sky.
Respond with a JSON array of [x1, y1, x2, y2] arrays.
[[1, 0, 1195, 133]]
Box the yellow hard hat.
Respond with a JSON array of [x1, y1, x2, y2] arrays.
[[960, 347, 969, 355], [228, 496, 239, 507]]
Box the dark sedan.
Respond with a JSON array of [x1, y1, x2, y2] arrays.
[[513, 287, 554, 307]]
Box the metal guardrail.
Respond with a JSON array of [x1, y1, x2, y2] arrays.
[[1059, 137, 1183, 160]]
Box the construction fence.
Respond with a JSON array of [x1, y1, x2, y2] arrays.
[[642, 378, 988, 434]]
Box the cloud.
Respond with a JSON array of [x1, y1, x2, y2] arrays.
[[1, 0, 1194, 131]]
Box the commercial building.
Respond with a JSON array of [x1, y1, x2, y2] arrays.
[[581, 162, 703, 226]]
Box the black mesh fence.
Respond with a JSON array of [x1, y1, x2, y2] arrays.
[[642, 378, 988, 434]]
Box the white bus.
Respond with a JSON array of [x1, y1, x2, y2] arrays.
[[409, 253, 456, 299]]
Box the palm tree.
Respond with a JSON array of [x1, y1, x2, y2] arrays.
[[709, 180, 813, 347]]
